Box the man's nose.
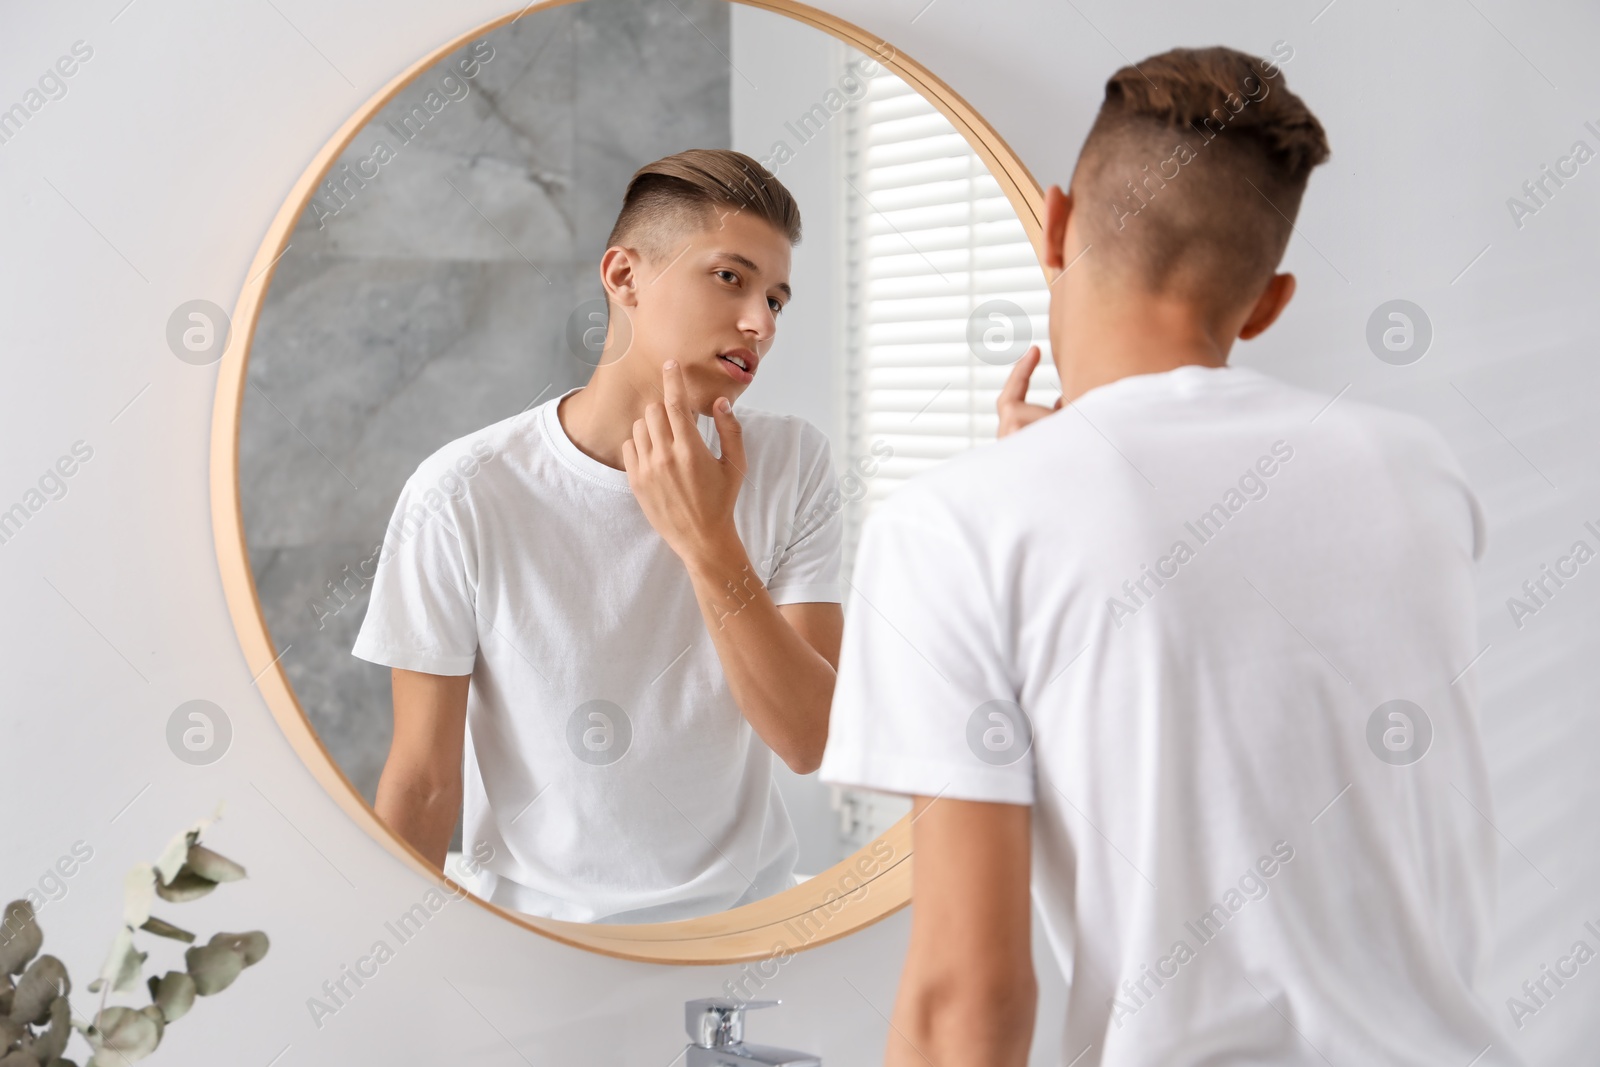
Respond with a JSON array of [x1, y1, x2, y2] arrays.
[[739, 300, 776, 341]]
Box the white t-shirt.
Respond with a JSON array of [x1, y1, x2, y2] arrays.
[[353, 385, 844, 923], [819, 363, 1522, 1066]]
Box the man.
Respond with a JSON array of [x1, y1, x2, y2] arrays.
[[818, 47, 1520, 1065], [353, 149, 845, 924]]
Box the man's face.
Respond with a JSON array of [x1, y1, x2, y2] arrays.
[[619, 208, 792, 415]]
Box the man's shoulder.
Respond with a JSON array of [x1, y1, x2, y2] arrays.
[[1226, 366, 1450, 447], [1305, 390, 1464, 477], [723, 405, 832, 474], [860, 445, 996, 542], [404, 407, 536, 493], [885, 420, 1043, 510], [867, 373, 1467, 515], [729, 404, 826, 445]]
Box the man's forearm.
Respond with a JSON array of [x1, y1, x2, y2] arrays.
[[681, 528, 834, 773], [888, 796, 1038, 1064], [374, 769, 461, 869], [887, 964, 1037, 1066]]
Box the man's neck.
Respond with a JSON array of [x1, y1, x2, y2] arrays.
[[556, 361, 674, 471], [1055, 292, 1237, 405]]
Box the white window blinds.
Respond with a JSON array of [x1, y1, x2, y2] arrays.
[[841, 63, 1057, 574]]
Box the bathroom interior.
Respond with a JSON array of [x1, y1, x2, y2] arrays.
[[2, 0, 1596, 1063]]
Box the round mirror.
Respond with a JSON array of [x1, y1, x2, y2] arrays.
[[213, 0, 1054, 961]]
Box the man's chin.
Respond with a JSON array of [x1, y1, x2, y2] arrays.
[[692, 394, 736, 418], [684, 374, 741, 416]]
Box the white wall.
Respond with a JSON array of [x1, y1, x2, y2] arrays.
[[3, 1, 1597, 1064]]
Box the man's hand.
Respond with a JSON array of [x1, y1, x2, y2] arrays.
[[622, 360, 747, 565], [997, 344, 1062, 438], [622, 360, 836, 773]]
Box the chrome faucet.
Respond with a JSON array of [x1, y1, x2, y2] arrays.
[[684, 998, 821, 1067]]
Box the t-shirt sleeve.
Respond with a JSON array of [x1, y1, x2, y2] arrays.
[[1465, 481, 1488, 563], [763, 422, 844, 606], [1411, 415, 1489, 564], [350, 466, 479, 676], [816, 496, 1033, 805]]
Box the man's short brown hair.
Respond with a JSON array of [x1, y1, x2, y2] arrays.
[[1070, 46, 1330, 311], [606, 148, 802, 265]]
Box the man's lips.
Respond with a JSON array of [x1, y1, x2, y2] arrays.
[[716, 347, 758, 382]]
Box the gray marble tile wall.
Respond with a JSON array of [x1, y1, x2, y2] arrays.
[[241, 0, 733, 849]]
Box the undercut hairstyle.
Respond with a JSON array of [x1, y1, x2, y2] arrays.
[[1070, 46, 1330, 312], [605, 148, 802, 267]]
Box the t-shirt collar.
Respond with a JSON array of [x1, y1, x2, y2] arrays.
[[539, 385, 719, 491], [1074, 361, 1263, 405]]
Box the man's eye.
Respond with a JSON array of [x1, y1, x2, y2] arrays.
[[716, 269, 738, 283], [768, 298, 784, 314]]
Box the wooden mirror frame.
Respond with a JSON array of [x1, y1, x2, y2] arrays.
[[209, 0, 1045, 964]]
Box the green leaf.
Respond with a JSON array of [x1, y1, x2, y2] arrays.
[[82, 1006, 160, 1067], [24, 995, 71, 1063], [147, 971, 196, 1024], [7, 953, 69, 1030], [120, 864, 157, 929], [152, 871, 218, 904], [135, 917, 194, 944], [183, 845, 246, 884], [8, 956, 69, 1026], [182, 939, 243, 996], [91, 927, 147, 997], [0, 902, 41, 977], [111, 950, 147, 998], [209, 931, 268, 968], [153, 803, 226, 887], [136, 1005, 164, 1045], [93, 927, 129, 994]]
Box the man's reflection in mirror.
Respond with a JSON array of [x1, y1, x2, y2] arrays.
[[352, 150, 846, 923]]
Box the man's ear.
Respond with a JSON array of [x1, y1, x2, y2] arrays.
[[600, 246, 640, 307], [1238, 272, 1296, 340], [1043, 184, 1071, 275]]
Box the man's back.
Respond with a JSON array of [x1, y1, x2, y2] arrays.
[[821, 362, 1518, 1064]]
